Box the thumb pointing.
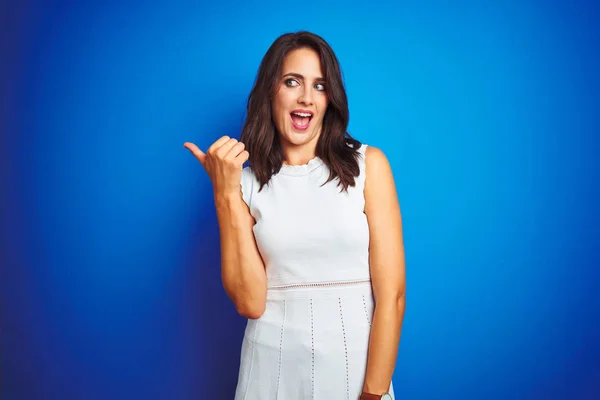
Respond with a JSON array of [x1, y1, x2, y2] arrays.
[[183, 142, 206, 165]]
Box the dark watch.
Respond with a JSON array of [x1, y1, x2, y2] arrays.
[[360, 392, 392, 400]]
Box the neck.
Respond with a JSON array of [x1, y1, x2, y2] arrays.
[[283, 152, 318, 166], [280, 133, 320, 166]]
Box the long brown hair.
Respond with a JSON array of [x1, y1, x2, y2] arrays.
[[240, 31, 363, 192]]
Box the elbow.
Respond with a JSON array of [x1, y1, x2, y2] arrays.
[[396, 289, 406, 304], [375, 289, 406, 309], [236, 307, 265, 319], [395, 289, 406, 309], [236, 302, 265, 320], [223, 276, 267, 320]]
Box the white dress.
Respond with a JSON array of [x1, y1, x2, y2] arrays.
[[234, 143, 395, 399]]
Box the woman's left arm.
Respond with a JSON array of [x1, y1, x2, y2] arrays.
[[362, 146, 406, 394]]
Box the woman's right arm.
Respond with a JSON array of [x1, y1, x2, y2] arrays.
[[184, 136, 267, 319], [214, 191, 267, 319]]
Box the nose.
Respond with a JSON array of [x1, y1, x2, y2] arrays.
[[298, 85, 313, 105]]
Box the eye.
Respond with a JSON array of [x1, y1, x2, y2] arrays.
[[285, 78, 300, 87], [315, 83, 326, 91]]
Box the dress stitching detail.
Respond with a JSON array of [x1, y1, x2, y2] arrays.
[[338, 297, 350, 400], [242, 320, 260, 400], [269, 279, 370, 290], [276, 300, 287, 398], [310, 298, 315, 399], [362, 295, 372, 326]]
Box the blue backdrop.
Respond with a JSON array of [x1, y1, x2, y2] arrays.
[[1, 1, 599, 399]]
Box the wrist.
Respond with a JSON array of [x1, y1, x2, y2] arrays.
[[214, 189, 241, 205]]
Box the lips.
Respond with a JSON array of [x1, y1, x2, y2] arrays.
[[290, 110, 313, 131]]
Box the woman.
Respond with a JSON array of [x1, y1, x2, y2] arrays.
[[184, 31, 405, 400]]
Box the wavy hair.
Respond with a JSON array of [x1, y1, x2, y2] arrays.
[[240, 31, 363, 192]]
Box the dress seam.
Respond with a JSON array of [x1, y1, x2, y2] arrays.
[[338, 297, 350, 400], [362, 294, 372, 326], [310, 298, 315, 399], [241, 319, 260, 400], [276, 300, 287, 399]]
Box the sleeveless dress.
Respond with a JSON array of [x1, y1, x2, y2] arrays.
[[234, 143, 395, 399]]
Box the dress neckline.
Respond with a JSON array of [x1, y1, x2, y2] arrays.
[[278, 156, 325, 176]]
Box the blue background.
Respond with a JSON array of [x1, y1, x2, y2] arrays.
[[1, 1, 599, 399]]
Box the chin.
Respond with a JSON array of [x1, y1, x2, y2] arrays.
[[284, 130, 316, 146]]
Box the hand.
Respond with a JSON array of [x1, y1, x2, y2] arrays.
[[183, 136, 249, 197]]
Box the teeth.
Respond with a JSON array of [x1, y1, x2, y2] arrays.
[[292, 112, 312, 117]]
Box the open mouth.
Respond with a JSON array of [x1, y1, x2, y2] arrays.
[[290, 111, 313, 131]]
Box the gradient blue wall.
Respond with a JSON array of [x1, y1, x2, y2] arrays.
[[1, 1, 598, 399]]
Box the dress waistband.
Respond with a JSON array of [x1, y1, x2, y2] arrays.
[[266, 279, 372, 300]]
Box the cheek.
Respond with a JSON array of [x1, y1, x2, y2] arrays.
[[317, 98, 329, 118], [274, 94, 290, 115], [272, 100, 284, 119], [272, 97, 290, 128]]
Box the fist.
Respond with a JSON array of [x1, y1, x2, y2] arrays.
[[184, 136, 249, 196]]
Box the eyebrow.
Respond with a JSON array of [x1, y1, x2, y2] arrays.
[[283, 72, 326, 82]]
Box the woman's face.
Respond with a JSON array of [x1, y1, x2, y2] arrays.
[[272, 47, 329, 150]]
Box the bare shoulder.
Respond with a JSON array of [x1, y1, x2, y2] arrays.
[[364, 145, 393, 181], [364, 145, 399, 212]]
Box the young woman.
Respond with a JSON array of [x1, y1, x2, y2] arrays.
[[184, 31, 405, 400]]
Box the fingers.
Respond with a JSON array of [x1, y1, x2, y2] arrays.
[[212, 137, 247, 164], [223, 140, 250, 167], [212, 137, 239, 159], [208, 136, 232, 153], [225, 141, 246, 160], [237, 150, 250, 164]]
